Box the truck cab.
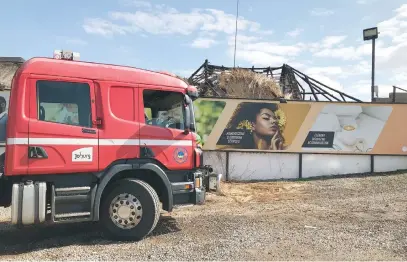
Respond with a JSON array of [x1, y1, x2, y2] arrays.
[[0, 51, 220, 241]]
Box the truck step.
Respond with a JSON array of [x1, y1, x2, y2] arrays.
[[55, 186, 91, 195], [54, 212, 92, 223], [55, 212, 91, 219], [55, 195, 90, 202], [51, 184, 96, 223]]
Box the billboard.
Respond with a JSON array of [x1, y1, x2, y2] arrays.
[[193, 98, 407, 155]]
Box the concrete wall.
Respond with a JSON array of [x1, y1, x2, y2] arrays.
[[203, 150, 407, 181]]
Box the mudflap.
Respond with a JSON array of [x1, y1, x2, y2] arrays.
[[0, 153, 12, 207]]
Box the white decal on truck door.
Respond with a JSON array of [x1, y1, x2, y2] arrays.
[[72, 147, 93, 162]]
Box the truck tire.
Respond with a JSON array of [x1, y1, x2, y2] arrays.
[[100, 178, 160, 241]]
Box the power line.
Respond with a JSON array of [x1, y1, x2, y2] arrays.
[[233, 0, 239, 68]]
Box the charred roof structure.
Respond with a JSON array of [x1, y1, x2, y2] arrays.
[[188, 59, 362, 102]]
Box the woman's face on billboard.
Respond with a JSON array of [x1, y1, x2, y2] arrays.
[[253, 108, 279, 137]]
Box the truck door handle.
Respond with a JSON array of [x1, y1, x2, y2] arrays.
[[28, 146, 48, 159], [82, 128, 96, 134]]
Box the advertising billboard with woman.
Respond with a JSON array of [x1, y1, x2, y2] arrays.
[[216, 103, 288, 150], [193, 99, 311, 151]]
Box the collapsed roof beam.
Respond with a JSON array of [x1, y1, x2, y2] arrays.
[[188, 60, 362, 102]]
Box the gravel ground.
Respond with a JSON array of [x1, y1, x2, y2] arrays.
[[1, 173, 407, 261]]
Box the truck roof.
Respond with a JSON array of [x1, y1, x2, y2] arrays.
[[18, 57, 188, 89]]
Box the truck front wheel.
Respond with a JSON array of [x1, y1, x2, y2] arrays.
[[100, 178, 160, 241]]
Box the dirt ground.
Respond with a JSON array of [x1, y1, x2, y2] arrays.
[[0, 173, 407, 261]]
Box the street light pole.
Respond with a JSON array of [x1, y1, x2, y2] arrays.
[[371, 37, 375, 102], [363, 27, 379, 102]]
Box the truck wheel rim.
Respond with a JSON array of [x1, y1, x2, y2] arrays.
[[109, 193, 143, 229]]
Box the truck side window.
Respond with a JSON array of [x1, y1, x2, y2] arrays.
[[36, 80, 92, 128], [143, 90, 185, 131]]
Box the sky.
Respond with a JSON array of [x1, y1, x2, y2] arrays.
[[1, 0, 407, 101]]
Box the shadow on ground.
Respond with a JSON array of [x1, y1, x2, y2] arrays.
[[0, 215, 181, 256]]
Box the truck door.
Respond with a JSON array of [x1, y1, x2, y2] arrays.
[[138, 86, 194, 170], [27, 77, 99, 175]]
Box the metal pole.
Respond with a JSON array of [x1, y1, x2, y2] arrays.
[[233, 0, 239, 68], [371, 38, 376, 102]]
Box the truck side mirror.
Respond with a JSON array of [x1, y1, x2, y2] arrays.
[[183, 94, 195, 134], [184, 104, 191, 134]]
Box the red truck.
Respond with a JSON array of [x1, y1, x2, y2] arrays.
[[0, 52, 220, 240]]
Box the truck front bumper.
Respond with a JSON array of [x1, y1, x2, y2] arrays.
[[171, 171, 222, 206]]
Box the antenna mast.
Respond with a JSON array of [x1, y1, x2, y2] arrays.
[[233, 0, 239, 68]]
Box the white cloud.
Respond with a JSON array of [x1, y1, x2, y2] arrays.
[[308, 35, 348, 52], [289, 62, 308, 69], [242, 42, 304, 57], [83, 18, 134, 36], [305, 66, 343, 76], [231, 3, 407, 101], [378, 4, 407, 43], [308, 35, 349, 56], [233, 35, 261, 44], [312, 4, 407, 71], [348, 80, 395, 101], [233, 42, 309, 71], [83, 6, 272, 38], [286, 28, 303, 38], [303, 60, 371, 82], [312, 43, 372, 60], [310, 75, 345, 92], [376, 42, 407, 69], [347, 80, 372, 101], [310, 8, 334, 17], [257, 30, 274, 35], [391, 71, 407, 84], [227, 3, 407, 100], [202, 9, 261, 34], [107, 10, 206, 35], [82, 1, 407, 102], [227, 33, 307, 67], [234, 50, 287, 67], [346, 61, 371, 76], [321, 35, 347, 47], [191, 38, 217, 48]]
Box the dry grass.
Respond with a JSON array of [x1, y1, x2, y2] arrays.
[[0, 62, 20, 90], [218, 69, 290, 99], [217, 180, 307, 203]]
